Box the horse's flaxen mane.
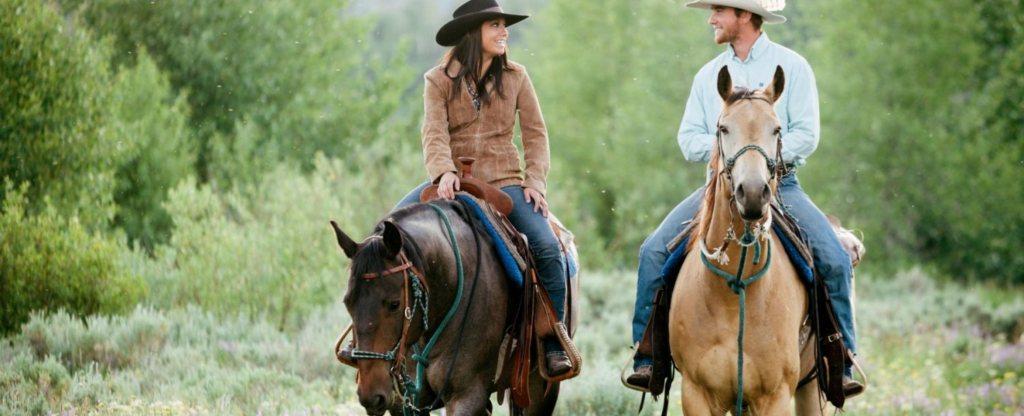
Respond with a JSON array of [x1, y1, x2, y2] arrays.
[[687, 142, 723, 252]]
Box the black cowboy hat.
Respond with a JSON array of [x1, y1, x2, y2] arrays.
[[435, 0, 529, 47]]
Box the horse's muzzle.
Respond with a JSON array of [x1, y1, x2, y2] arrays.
[[359, 392, 390, 416], [735, 182, 771, 221]]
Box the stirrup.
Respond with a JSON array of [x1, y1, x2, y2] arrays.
[[846, 354, 868, 398], [620, 342, 651, 393]]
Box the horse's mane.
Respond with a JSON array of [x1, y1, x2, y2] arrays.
[[686, 142, 722, 253], [348, 199, 493, 291]]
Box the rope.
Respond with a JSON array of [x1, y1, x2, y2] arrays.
[[425, 210, 485, 411], [402, 203, 466, 414], [700, 225, 773, 416], [725, 144, 776, 173]]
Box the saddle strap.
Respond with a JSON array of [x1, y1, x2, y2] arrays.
[[814, 275, 848, 408], [649, 287, 674, 396], [508, 237, 537, 409]]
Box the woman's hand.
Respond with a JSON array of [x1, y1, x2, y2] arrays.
[[523, 187, 549, 218], [438, 172, 461, 200]]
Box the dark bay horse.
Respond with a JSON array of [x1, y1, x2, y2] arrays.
[[331, 199, 573, 415]]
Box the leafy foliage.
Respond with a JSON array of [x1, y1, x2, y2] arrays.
[[793, 0, 1024, 282], [66, 0, 416, 181], [0, 183, 146, 335], [109, 49, 195, 248], [520, 0, 719, 269], [0, 0, 123, 227], [128, 146, 422, 329]]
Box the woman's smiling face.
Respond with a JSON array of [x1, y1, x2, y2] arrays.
[[480, 18, 508, 59]]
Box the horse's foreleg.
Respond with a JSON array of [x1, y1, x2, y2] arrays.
[[747, 388, 795, 416], [680, 376, 723, 416], [442, 387, 491, 416], [794, 381, 828, 416], [524, 378, 559, 416]]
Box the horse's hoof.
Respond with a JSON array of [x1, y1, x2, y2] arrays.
[[843, 376, 865, 398], [625, 365, 653, 390], [545, 351, 572, 376]]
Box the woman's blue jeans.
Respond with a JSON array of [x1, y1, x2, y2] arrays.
[[397, 183, 568, 352], [631, 173, 856, 376]]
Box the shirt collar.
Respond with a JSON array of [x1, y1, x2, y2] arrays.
[[728, 31, 771, 62]]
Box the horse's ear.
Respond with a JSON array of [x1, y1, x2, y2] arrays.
[[717, 66, 733, 102], [331, 220, 358, 259], [764, 65, 785, 104], [382, 221, 403, 259]]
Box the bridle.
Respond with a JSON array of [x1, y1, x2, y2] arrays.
[[715, 95, 787, 185], [348, 247, 430, 378]]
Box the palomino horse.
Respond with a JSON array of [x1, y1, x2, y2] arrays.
[[669, 66, 827, 415], [331, 199, 578, 415]]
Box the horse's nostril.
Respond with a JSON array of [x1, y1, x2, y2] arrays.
[[736, 185, 745, 200], [762, 184, 771, 201], [372, 394, 387, 411]]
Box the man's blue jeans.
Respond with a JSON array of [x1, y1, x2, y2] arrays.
[[398, 183, 567, 352], [632, 173, 856, 376]]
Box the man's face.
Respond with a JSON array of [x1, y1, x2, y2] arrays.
[[708, 6, 741, 45]]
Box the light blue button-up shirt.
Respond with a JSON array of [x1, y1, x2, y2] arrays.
[[678, 32, 819, 166]]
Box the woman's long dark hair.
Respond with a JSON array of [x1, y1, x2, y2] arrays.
[[443, 25, 514, 107]]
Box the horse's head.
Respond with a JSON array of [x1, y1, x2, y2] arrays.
[[331, 219, 419, 415], [714, 65, 785, 221]]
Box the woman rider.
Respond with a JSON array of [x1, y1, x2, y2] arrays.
[[392, 0, 572, 376]]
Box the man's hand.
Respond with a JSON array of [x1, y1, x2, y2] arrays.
[[438, 172, 461, 200], [523, 187, 549, 218]]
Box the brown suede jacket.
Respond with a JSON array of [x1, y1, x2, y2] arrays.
[[421, 59, 550, 195]]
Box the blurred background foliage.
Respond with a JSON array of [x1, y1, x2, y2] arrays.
[[0, 0, 1022, 413]]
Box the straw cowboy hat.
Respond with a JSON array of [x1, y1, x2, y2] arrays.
[[436, 0, 529, 47], [685, 0, 787, 24]]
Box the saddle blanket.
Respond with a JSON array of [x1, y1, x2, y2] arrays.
[[456, 194, 578, 290], [659, 222, 814, 287]]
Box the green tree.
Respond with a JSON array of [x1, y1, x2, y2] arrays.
[[0, 0, 123, 227], [522, 0, 729, 268], [110, 49, 195, 248], [65, 0, 415, 182], [796, 0, 1023, 282]]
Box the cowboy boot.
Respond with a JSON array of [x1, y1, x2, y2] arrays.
[[545, 351, 572, 376], [625, 365, 653, 390], [843, 376, 864, 398]]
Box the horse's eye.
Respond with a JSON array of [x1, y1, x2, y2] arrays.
[[774, 127, 782, 135], [719, 126, 729, 135], [388, 301, 401, 313]]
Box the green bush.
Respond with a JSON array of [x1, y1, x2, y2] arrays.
[[128, 144, 423, 329], [0, 0, 124, 227], [0, 183, 146, 335]]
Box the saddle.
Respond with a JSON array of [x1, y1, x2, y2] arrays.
[[421, 158, 582, 410], [636, 201, 853, 409]]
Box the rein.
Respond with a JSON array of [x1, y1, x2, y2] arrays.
[[702, 103, 784, 415]]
